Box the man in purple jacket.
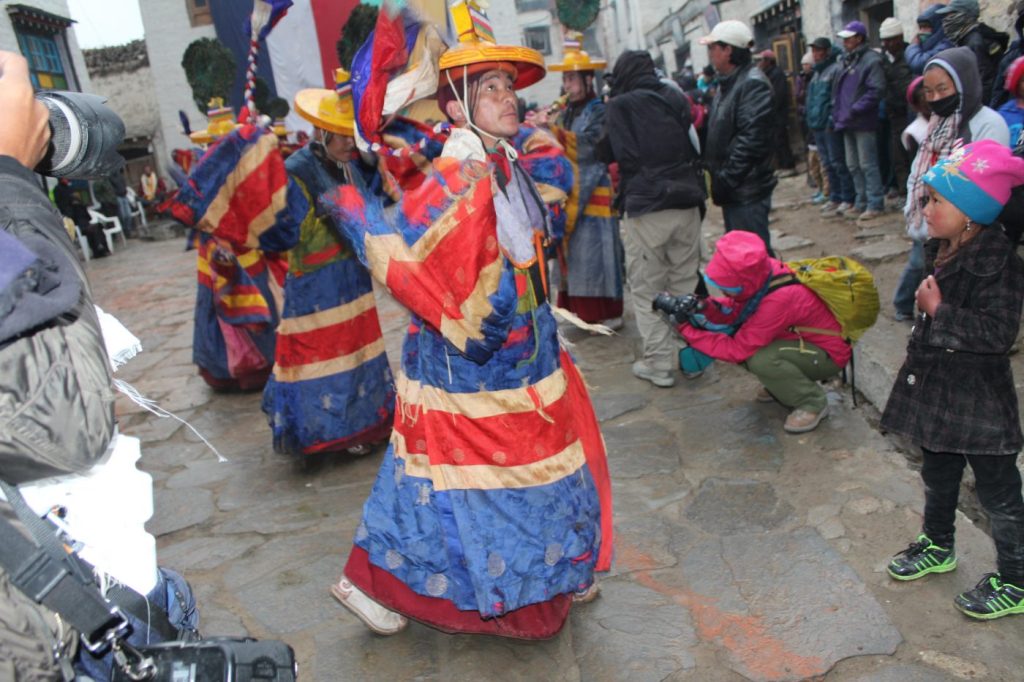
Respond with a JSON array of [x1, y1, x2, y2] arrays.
[[832, 20, 887, 222]]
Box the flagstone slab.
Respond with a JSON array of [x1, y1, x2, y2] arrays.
[[685, 477, 793, 534]]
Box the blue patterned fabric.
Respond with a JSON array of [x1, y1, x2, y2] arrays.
[[556, 98, 623, 301], [260, 145, 395, 455]]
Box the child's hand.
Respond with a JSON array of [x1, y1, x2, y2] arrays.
[[915, 275, 942, 316]]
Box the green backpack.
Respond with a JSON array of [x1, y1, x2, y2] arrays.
[[779, 256, 880, 343]]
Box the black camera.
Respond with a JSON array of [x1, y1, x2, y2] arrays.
[[110, 638, 297, 682], [35, 91, 125, 179], [652, 292, 705, 324]]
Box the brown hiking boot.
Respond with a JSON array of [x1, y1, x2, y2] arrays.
[[783, 406, 829, 433]]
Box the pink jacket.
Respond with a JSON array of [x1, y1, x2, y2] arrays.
[[679, 232, 852, 368]]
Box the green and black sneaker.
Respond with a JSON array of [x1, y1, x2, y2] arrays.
[[887, 534, 957, 581], [954, 573, 1024, 620]]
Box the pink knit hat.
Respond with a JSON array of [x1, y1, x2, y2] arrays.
[[923, 139, 1024, 224]]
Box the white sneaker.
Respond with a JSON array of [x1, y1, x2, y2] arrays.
[[572, 582, 601, 604], [330, 577, 408, 635], [632, 360, 675, 388]]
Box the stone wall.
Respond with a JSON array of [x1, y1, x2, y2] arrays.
[[87, 63, 159, 140], [84, 40, 158, 140]]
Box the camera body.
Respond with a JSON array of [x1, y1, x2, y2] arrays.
[[110, 638, 297, 682], [651, 292, 705, 324]]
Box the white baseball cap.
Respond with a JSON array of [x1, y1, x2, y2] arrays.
[[879, 17, 904, 40], [699, 20, 754, 49]]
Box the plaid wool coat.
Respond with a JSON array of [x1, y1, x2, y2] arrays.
[[880, 226, 1024, 455]]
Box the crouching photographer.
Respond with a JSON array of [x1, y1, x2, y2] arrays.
[[655, 231, 851, 434]]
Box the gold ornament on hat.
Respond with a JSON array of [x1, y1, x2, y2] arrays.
[[438, 0, 546, 90], [294, 68, 356, 136], [548, 31, 606, 72], [190, 97, 240, 145]]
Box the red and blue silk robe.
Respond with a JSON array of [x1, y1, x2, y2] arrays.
[[260, 145, 395, 456], [323, 142, 613, 639], [553, 97, 624, 322], [170, 125, 303, 391]]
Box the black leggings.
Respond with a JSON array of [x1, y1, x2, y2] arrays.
[[921, 448, 1024, 585]]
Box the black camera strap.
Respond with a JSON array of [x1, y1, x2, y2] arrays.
[[0, 481, 130, 654], [0, 478, 182, 648]]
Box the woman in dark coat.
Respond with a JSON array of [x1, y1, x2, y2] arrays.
[[880, 139, 1024, 620]]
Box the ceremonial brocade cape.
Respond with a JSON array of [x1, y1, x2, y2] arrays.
[[323, 140, 613, 638], [552, 99, 624, 321], [260, 145, 396, 456], [169, 126, 304, 390]]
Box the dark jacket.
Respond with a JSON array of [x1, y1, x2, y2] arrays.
[[0, 155, 115, 484], [832, 43, 885, 132], [880, 227, 1024, 455], [805, 50, 841, 131], [957, 23, 1008, 107], [704, 62, 777, 205], [763, 63, 790, 120], [906, 4, 955, 74], [883, 48, 914, 124], [990, 12, 1024, 109], [599, 50, 705, 216]]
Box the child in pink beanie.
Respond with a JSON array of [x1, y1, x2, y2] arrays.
[[881, 138, 1024, 620]]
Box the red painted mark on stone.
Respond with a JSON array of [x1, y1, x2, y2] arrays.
[[616, 539, 827, 680]]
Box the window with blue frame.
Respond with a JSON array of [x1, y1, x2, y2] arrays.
[[7, 4, 77, 91], [16, 32, 68, 90]]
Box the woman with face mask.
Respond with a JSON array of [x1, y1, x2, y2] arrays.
[[894, 47, 1009, 321]]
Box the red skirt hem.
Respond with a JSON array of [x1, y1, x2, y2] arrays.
[[343, 546, 571, 639], [302, 419, 394, 456], [198, 366, 270, 392], [555, 294, 623, 323]]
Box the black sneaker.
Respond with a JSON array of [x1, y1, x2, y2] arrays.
[[954, 573, 1024, 620], [887, 534, 957, 581]]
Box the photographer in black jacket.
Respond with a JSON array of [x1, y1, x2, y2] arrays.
[[597, 49, 706, 388], [701, 20, 778, 255]]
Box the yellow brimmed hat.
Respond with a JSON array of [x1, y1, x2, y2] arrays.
[[294, 68, 356, 136], [548, 32, 606, 72], [189, 98, 240, 145], [438, 0, 545, 90]]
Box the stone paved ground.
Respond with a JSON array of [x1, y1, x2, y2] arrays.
[[81, 205, 1024, 680]]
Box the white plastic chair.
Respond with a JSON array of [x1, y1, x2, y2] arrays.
[[86, 208, 126, 254], [63, 216, 90, 261], [126, 187, 147, 229]]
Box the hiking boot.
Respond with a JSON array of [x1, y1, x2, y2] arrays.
[[857, 209, 883, 222], [830, 201, 855, 217], [886, 534, 957, 581], [632, 360, 675, 388], [844, 206, 865, 221], [330, 577, 409, 635], [755, 386, 776, 403], [954, 573, 1024, 620], [783, 405, 829, 433]]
